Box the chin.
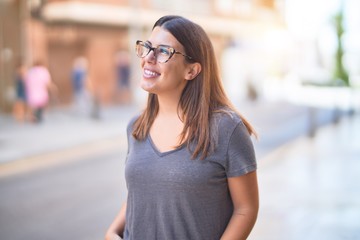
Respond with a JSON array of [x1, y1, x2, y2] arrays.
[[140, 81, 157, 94]]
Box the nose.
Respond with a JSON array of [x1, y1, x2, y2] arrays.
[[144, 49, 156, 63]]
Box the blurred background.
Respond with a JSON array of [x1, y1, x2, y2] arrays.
[[0, 0, 359, 240]]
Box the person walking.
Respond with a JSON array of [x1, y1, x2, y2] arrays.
[[115, 51, 131, 103], [105, 15, 259, 240], [71, 56, 91, 115], [25, 60, 55, 123], [12, 63, 28, 122]]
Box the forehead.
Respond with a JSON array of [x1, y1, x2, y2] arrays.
[[147, 26, 182, 49]]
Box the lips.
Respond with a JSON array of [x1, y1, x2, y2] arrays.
[[143, 68, 161, 78]]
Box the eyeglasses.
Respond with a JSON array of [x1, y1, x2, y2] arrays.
[[135, 40, 193, 63]]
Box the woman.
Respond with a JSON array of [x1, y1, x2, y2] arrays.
[[25, 61, 56, 123], [105, 15, 259, 240]]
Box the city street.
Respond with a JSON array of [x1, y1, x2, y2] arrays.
[[0, 100, 346, 240], [0, 149, 127, 240], [1, 1, 359, 239]]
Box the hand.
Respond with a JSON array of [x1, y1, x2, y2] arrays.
[[104, 233, 122, 240]]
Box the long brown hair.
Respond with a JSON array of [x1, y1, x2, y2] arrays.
[[133, 15, 256, 159]]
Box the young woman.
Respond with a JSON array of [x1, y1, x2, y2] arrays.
[[105, 15, 259, 240]]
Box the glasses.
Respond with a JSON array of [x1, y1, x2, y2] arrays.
[[135, 40, 193, 63]]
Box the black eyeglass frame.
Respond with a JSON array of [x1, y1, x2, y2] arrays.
[[135, 40, 193, 63]]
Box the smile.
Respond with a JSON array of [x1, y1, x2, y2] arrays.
[[144, 69, 160, 78]]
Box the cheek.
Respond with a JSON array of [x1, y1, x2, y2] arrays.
[[162, 67, 181, 82], [140, 59, 145, 68], [166, 63, 187, 78], [164, 70, 188, 89]]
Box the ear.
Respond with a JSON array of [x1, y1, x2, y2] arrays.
[[184, 62, 202, 81]]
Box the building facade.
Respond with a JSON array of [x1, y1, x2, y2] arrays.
[[0, 0, 284, 112]]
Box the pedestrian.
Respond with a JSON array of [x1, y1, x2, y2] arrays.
[[115, 51, 130, 90], [25, 60, 55, 123], [105, 15, 259, 240], [12, 63, 28, 122], [71, 56, 91, 115], [115, 51, 131, 103]]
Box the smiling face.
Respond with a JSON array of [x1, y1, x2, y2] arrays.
[[139, 27, 194, 98]]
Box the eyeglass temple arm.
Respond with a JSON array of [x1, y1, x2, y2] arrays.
[[175, 51, 192, 60]]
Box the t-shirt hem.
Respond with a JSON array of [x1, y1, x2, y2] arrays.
[[227, 164, 257, 178]]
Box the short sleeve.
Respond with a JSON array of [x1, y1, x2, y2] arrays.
[[225, 121, 257, 177]]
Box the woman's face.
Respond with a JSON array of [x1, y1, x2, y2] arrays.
[[140, 26, 192, 97]]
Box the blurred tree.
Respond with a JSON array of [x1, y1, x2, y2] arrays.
[[332, 7, 349, 86]]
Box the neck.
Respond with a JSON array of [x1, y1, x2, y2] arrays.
[[157, 93, 182, 117]]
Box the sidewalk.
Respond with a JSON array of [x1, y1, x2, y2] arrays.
[[0, 104, 138, 164], [0, 100, 334, 165], [250, 113, 360, 240], [0, 99, 337, 170]]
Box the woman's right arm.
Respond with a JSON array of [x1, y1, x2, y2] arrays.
[[105, 201, 127, 240]]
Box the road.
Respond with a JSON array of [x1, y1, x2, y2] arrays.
[[0, 102, 337, 240], [0, 148, 127, 240]]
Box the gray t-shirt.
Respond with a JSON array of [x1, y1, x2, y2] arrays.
[[123, 111, 257, 240]]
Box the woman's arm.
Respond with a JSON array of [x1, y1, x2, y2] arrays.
[[105, 201, 127, 240], [221, 171, 259, 240]]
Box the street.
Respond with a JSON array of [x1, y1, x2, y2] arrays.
[[0, 101, 339, 240], [0, 149, 127, 240], [1, 1, 359, 239]]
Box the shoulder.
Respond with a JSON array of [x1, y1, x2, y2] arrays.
[[127, 114, 140, 128], [212, 108, 244, 132], [211, 108, 251, 146], [126, 113, 141, 134]]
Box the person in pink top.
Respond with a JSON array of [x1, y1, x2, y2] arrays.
[[25, 61, 54, 123]]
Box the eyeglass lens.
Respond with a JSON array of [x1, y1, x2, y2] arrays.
[[136, 41, 173, 63]]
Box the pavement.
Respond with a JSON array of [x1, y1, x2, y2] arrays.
[[251, 110, 360, 240], [0, 101, 329, 161], [0, 99, 359, 239], [0, 103, 138, 176], [0, 99, 338, 175]]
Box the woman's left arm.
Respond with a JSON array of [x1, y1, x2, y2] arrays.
[[221, 171, 259, 240]]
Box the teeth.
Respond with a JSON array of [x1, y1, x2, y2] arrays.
[[144, 69, 159, 77]]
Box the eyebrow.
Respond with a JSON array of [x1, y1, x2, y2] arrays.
[[145, 40, 172, 48]]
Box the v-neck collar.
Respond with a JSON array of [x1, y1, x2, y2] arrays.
[[147, 135, 186, 157]]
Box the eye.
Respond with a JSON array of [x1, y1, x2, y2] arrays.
[[137, 43, 150, 57], [143, 42, 151, 48], [158, 46, 171, 56], [142, 43, 151, 51]]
